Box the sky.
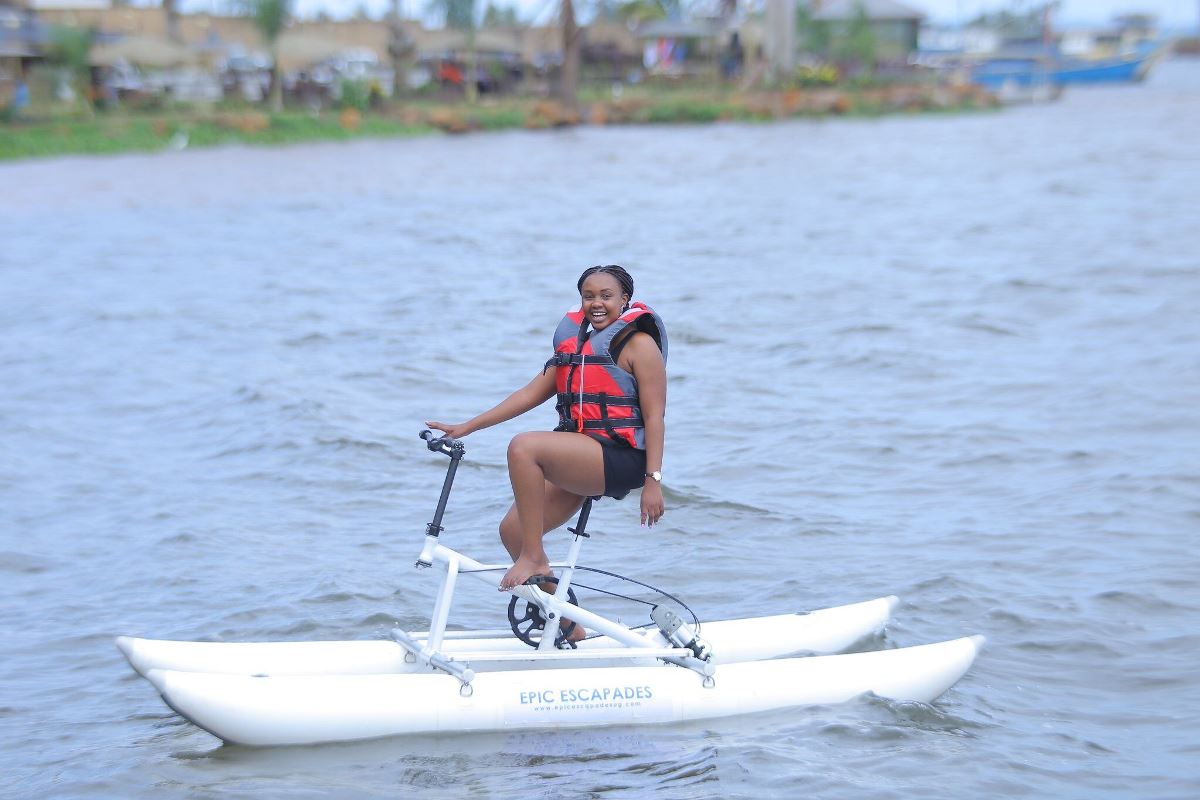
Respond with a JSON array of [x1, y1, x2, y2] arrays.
[[177, 0, 1200, 30], [911, 0, 1196, 27]]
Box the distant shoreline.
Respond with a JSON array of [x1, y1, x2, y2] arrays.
[[0, 84, 998, 162]]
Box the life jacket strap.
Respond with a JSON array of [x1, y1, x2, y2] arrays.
[[555, 391, 640, 408], [577, 419, 644, 431], [544, 352, 616, 371]]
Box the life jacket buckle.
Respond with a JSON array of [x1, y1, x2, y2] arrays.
[[543, 352, 573, 374]]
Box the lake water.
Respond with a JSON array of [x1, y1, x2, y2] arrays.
[[2, 60, 1198, 799]]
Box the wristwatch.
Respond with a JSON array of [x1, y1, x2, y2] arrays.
[[645, 471, 662, 483]]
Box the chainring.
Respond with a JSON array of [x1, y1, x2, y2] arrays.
[[506, 576, 579, 649]]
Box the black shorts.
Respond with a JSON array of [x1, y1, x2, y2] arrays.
[[599, 439, 647, 500]]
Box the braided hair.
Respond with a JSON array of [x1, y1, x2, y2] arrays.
[[577, 265, 634, 311]]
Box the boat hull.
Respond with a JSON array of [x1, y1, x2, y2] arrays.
[[971, 43, 1167, 89], [117, 596, 898, 677], [147, 636, 985, 746]]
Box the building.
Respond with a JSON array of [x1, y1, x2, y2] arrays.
[[1, 2, 44, 107]]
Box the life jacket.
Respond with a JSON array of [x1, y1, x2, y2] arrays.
[[544, 301, 667, 449]]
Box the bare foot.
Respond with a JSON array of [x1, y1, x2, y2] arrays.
[[499, 556, 551, 591], [560, 619, 586, 643]]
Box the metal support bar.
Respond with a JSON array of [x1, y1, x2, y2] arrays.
[[391, 628, 476, 686], [426, 554, 459, 652], [663, 655, 717, 678], [428, 646, 694, 663], [537, 532, 588, 652], [411, 628, 518, 640]]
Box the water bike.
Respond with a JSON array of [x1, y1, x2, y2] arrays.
[[117, 431, 985, 747]]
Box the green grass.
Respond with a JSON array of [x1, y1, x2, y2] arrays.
[[469, 106, 527, 131], [1, 86, 990, 162], [0, 111, 435, 160]]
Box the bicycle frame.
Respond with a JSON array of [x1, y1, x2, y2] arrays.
[[392, 432, 713, 690]]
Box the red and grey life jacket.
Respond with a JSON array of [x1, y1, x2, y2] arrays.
[[544, 301, 667, 450]]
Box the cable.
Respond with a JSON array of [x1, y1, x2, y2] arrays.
[[459, 565, 702, 632], [571, 566, 702, 632]]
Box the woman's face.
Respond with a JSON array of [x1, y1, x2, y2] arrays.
[[580, 273, 628, 331]]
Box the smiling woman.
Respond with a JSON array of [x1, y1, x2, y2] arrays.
[[426, 265, 668, 638]]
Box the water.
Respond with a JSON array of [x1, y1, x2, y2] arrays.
[[2, 61, 1198, 798]]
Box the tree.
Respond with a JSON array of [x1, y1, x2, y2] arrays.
[[430, 0, 476, 29], [796, 2, 831, 55], [247, 0, 289, 112], [163, 0, 182, 43], [969, 1, 1061, 40], [614, 0, 669, 25], [559, 0, 579, 108], [838, 1, 876, 74], [616, 0, 683, 24], [482, 2, 519, 27], [46, 25, 95, 115]]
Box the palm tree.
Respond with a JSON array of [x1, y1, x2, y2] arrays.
[[249, 0, 289, 112]]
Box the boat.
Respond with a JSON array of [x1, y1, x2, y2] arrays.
[[971, 41, 1167, 90], [117, 431, 985, 747]]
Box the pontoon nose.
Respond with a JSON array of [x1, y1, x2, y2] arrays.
[[145, 668, 168, 693], [115, 636, 148, 676]]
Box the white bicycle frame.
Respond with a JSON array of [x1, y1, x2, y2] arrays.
[[391, 432, 713, 691]]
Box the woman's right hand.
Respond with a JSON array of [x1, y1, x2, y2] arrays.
[[425, 420, 473, 439]]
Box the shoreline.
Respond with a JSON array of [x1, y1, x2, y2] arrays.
[[0, 84, 998, 161]]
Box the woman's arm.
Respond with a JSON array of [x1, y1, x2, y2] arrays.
[[622, 333, 667, 526], [426, 369, 557, 439]]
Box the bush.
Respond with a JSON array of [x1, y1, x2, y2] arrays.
[[793, 64, 838, 88], [640, 101, 725, 124], [337, 79, 369, 112]]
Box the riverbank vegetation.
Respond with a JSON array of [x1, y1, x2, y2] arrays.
[[0, 81, 997, 161]]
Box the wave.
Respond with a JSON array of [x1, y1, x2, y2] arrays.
[[0, 551, 55, 574]]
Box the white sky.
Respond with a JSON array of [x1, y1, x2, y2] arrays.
[[915, 0, 1196, 26], [177, 0, 1200, 30]]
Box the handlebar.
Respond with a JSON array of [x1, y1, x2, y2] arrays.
[[420, 429, 465, 457], [417, 430, 465, 558]]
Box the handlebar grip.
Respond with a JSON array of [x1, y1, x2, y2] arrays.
[[420, 428, 463, 456]]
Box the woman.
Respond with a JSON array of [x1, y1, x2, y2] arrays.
[[426, 265, 667, 611]]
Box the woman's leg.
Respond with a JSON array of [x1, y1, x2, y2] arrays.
[[498, 482, 589, 642], [498, 482, 585, 562], [500, 431, 604, 591]]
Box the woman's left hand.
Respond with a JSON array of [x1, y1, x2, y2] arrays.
[[641, 480, 664, 527]]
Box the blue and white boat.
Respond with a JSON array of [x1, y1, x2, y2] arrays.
[[971, 41, 1167, 90]]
